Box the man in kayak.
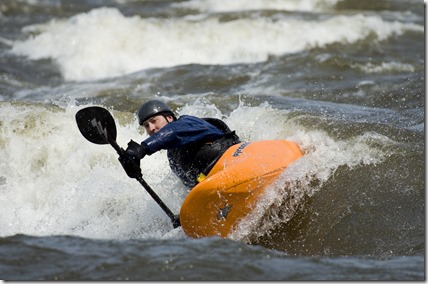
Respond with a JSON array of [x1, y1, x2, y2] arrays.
[[119, 100, 241, 188]]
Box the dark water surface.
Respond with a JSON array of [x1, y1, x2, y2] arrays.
[[0, 234, 424, 281], [0, 0, 425, 281]]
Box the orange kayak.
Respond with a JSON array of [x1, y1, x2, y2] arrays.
[[180, 140, 303, 238]]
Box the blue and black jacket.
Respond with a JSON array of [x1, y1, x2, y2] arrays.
[[142, 115, 240, 187]]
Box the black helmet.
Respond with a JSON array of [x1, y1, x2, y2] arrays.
[[137, 100, 176, 125]]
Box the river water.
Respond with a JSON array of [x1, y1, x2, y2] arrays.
[[0, 0, 425, 281]]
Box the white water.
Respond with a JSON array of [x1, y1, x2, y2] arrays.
[[0, 99, 393, 240], [8, 6, 422, 81], [171, 0, 341, 13]]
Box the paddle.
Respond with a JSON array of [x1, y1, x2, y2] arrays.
[[75, 106, 181, 228]]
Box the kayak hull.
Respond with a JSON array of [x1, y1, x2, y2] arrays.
[[180, 140, 303, 238]]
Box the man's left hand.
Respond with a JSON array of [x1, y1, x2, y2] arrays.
[[125, 140, 147, 161]]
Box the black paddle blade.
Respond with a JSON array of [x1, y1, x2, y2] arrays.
[[75, 106, 117, 145]]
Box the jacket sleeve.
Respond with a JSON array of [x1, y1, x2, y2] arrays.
[[142, 115, 225, 154]]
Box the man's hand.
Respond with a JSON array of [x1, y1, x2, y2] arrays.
[[118, 153, 142, 179], [125, 140, 147, 161], [118, 140, 147, 179]]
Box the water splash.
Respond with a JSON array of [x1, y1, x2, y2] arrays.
[[228, 127, 396, 242]]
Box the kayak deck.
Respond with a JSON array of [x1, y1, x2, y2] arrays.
[[180, 140, 303, 238]]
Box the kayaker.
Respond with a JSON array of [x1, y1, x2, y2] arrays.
[[119, 99, 241, 188]]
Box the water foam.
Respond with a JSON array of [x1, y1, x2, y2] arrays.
[[0, 101, 186, 239], [10, 7, 422, 82], [351, 61, 416, 74], [172, 0, 341, 13]]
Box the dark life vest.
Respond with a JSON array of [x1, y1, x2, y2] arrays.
[[167, 118, 240, 188]]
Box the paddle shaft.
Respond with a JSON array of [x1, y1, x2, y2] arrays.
[[105, 129, 181, 228]]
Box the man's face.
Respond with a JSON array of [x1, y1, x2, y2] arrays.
[[142, 114, 174, 136]]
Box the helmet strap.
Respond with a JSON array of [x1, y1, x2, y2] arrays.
[[162, 114, 172, 124]]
